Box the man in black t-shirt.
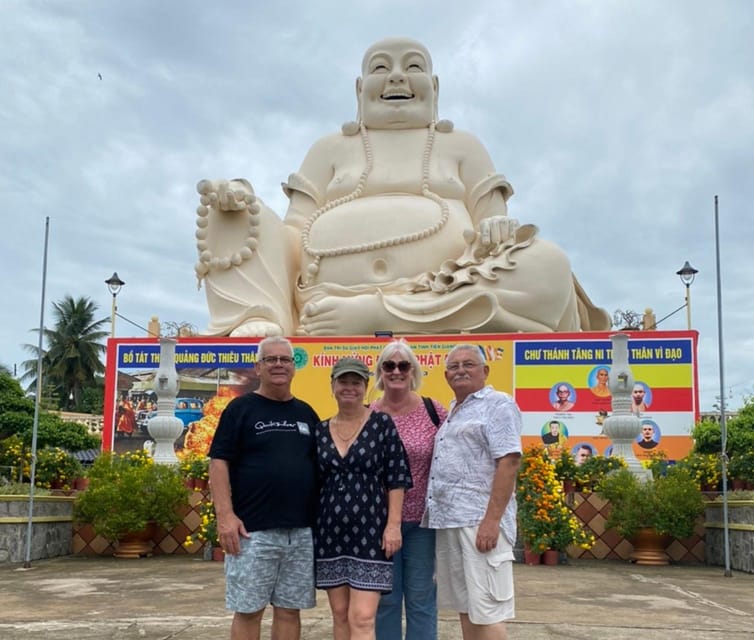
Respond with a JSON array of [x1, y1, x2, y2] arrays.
[[209, 336, 319, 640]]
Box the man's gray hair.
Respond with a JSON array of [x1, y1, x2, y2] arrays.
[[258, 336, 294, 359], [445, 343, 485, 365]]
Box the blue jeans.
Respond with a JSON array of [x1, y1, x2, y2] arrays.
[[376, 522, 437, 640]]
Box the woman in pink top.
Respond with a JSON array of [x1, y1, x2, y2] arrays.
[[371, 339, 447, 640]]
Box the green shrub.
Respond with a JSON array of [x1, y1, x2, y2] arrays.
[[74, 450, 189, 542], [691, 419, 722, 454], [18, 414, 100, 451], [598, 467, 704, 539], [0, 481, 51, 496]]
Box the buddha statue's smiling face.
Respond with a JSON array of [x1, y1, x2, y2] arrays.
[[358, 38, 438, 130]]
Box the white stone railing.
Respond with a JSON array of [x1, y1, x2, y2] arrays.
[[56, 412, 104, 434]]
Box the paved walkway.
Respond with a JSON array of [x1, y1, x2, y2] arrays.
[[1, 556, 752, 639]]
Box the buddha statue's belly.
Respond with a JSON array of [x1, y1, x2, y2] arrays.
[[303, 195, 469, 287]]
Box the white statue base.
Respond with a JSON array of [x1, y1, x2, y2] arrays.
[[604, 333, 651, 481], [147, 338, 182, 465], [148, 415, 183, 465]]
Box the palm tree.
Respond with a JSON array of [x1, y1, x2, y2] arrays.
[[21, 295, 109, 409]]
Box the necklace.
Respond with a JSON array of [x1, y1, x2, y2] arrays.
[[330, 414, 364, 442], [300, 122, 450, 285]]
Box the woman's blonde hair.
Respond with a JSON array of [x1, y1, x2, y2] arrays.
[[374, 339, 423, 391]]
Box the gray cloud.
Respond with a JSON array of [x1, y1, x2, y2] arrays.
[[2, 0, 752, 408]]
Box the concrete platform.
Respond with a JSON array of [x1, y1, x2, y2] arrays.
[[0, 556, 752, 639]]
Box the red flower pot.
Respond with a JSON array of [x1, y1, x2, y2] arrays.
[[523, 548, 542, 565]]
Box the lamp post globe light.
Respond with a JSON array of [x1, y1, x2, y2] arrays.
[[676, 261, 698, 330], [105, 272, 125, 338]]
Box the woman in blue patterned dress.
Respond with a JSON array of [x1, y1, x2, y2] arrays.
[[315, 357, 412, 639]]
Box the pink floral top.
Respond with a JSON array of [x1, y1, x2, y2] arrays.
[[371, 398, 448, 522]]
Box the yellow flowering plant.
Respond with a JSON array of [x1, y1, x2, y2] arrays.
[[0, 435, 31, 482], [35, 447, 83, 489], [517, 446, 595, 553], [676, 452, 722, 490], [573, 455, 626, 491], [184, 498, 219, 548], [553, 451, 578, 484], [178, 451, 209, 480], [0, 437, 82, 489]]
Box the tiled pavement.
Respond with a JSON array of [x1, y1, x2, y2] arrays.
[[1, 555, 752, 639]]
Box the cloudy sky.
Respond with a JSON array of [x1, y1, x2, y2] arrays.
[[2, 0, 752, 411]]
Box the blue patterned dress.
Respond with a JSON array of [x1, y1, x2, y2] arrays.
[[315, 410, 412, 592]]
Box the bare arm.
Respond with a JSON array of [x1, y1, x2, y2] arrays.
[[209, 458, 249, 555], [381, 488, 404, 559], [476, 452, 521, 552]]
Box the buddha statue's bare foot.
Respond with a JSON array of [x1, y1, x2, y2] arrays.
[[298, 295, 398, 336], [229, 320, 284, 337]]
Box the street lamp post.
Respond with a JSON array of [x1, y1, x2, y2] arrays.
[[105, 272, 125, 338], [676, 261, 698, 330]]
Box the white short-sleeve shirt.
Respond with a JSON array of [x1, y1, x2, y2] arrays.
[[422, 386, 522, 545]]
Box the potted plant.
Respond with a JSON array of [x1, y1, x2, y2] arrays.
[[517, 446, 594, 563], [74, 450, 189, 557], [178, 451, 210, 490], [184, 498, 221, 560], [573, 454, 625, 492], [189, 455, 210, 490], [553, 451, 577, 493], [727, 450, 753, 490], [597, 466, 704, 565], [0, 435, 27, 483], [35, 447, 83, 491]]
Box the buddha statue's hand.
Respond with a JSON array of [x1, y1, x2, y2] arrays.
[[468, 216, 520, 259], [196, 179, 256, 213], [479, 215, 519, 247], [194, 178, 264, 280]]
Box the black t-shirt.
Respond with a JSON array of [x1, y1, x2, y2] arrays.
[[209, 392, 319, 532]]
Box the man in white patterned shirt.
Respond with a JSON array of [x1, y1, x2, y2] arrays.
[[422, 344, 522, 640]]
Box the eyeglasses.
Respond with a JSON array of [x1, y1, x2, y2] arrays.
[[260, 355, 295, 365], [446, 361, 483, 372], [381, 360, 411, 373]]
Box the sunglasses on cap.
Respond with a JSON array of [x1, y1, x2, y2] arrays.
[[381, 360, 411, 373]]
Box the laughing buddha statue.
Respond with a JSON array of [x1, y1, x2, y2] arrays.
[[194, 37, 610, 337]]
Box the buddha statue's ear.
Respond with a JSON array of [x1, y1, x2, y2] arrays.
[[433, 75, 454, 133], [356, 77, 363, 122], [433, 75, 439, 121], [342, 77, 362, 136]]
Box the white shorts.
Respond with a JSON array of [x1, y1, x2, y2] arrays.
[[435, 526, 515, 625]]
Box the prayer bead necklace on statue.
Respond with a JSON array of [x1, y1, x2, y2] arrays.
[[299, 121, 451, 286], [193, 186, 261, 281]]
